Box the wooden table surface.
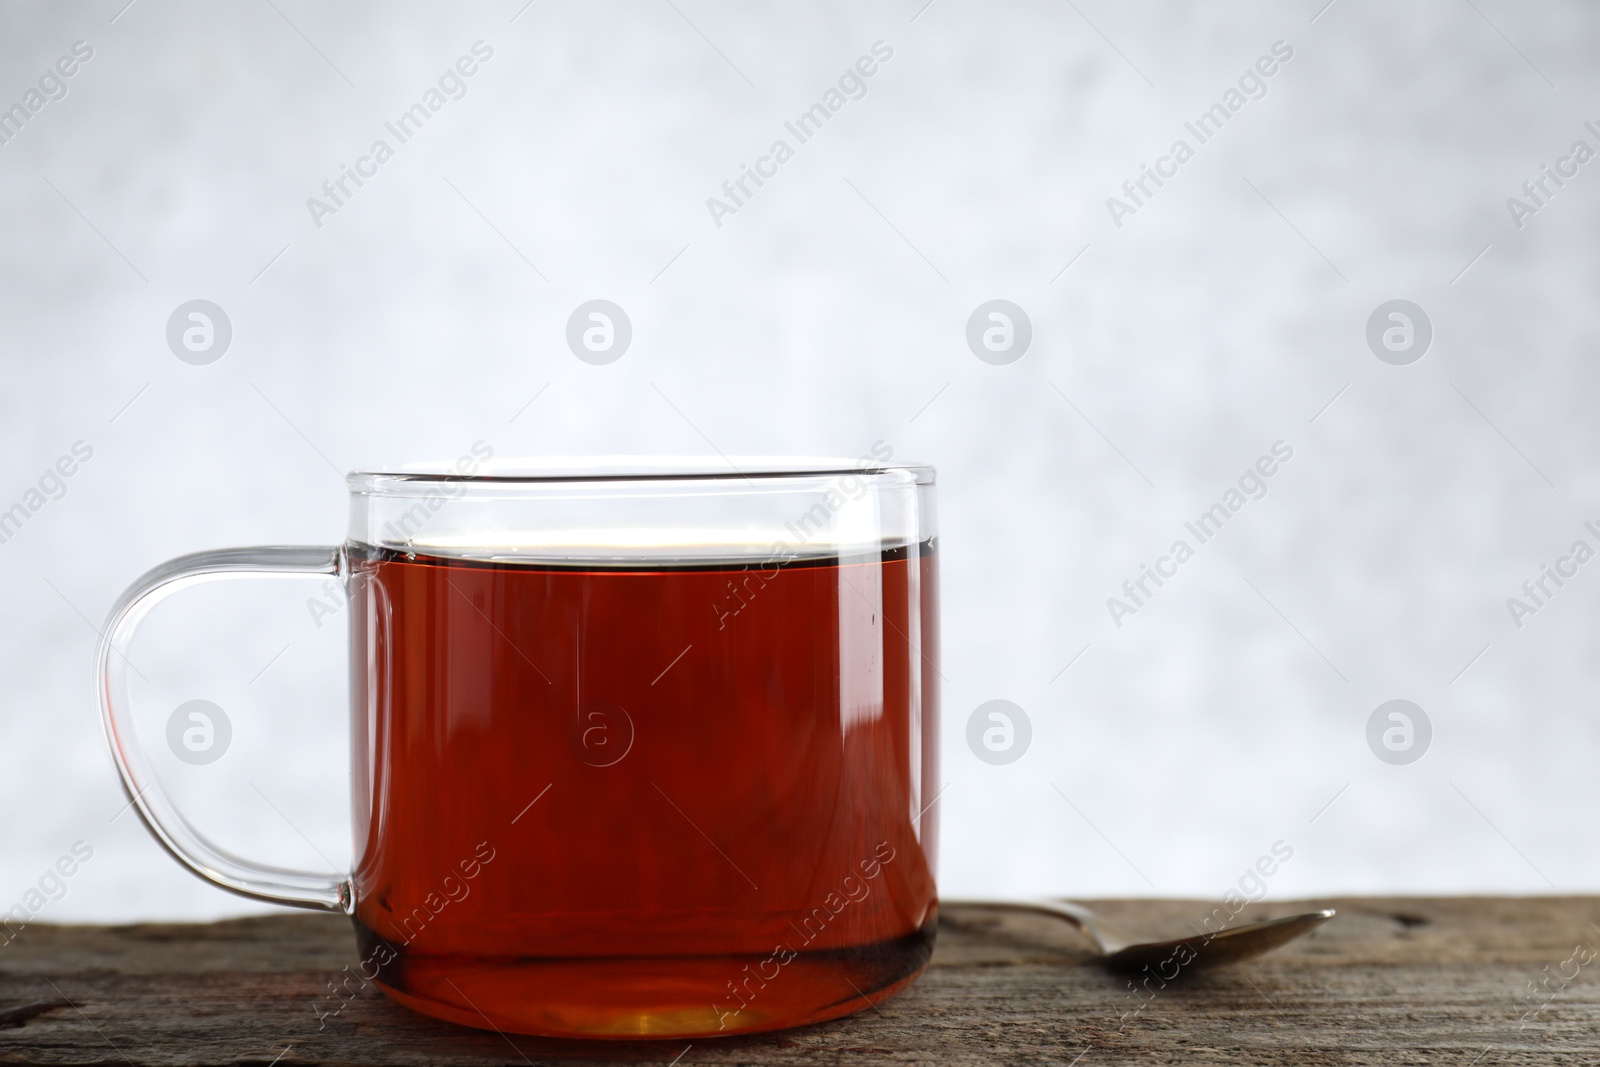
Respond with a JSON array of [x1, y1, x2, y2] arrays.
[[3, 897, 1597, 1065]]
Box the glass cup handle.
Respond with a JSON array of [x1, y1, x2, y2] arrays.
[[97, 545, 352, 912]]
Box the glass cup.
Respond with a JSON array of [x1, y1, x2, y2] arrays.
[[98, 457, 940, 1039]]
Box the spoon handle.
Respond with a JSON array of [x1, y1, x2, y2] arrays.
[[940, 898, 1135, 956]]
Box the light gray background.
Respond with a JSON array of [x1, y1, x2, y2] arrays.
[[2, 0, 1595, 923]]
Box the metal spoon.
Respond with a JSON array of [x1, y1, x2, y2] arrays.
[[945, 899, 1336, 972]]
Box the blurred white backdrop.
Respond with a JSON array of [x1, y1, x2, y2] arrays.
[[3, 0, 1599, 923]]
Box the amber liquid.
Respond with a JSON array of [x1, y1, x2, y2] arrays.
[[347, 542, 939, 1038]]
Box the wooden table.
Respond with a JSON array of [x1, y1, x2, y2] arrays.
[[3, 898, 1597, 1064]]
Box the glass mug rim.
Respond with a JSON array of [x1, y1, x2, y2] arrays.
[[345, 456, 936, 564], [346, 455, 935, 492]]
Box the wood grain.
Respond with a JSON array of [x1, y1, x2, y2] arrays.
[[3, 898, 1598, 1065]]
